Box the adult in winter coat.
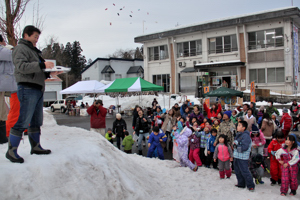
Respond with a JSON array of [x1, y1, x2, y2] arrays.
[[161, 109, 177, 150], [250, 102, 258, 119], [172, 103, 181, 118], [180, 100, 189, 116], [261, 113, 274, 146], [244, 109, 257, 132], [133, 109, 151, 155], [87, 100, 107, 137], [174, 127, 198, 171], [0, 35, 16, 144], [112, 113, 127, 149], [6, 26, 58, 164], [203, 99, 222, 120], [280, 108, 292, 138], [189, 105, 204, 124], [215, 111, 236, 146], [236, 104, 249, 118], [290, 100, 298, 115], [182, 107, 191, 121], [132, 105, 141, 130]]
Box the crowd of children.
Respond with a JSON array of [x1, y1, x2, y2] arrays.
[[102, 99, 300, 196]]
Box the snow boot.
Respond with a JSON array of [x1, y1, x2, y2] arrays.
[[5, 134, 24, 163], [277, 179, 281, 186], [29, 132, 51, 155], [225, 169, 231, 178], [219, 170, 225, 179], [290, 190, 296, 196], [270, 178, 276, 186]]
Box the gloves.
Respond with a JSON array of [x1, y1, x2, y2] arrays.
[[234, 140, 238, 145], [271, 151, 276, 156]]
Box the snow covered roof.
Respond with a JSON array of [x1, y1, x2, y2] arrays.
[[135, 7, 300, 43]]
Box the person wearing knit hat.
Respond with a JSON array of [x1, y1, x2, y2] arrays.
[[112, 113, 127, 149], [280, 108, 292, 138], [205, 125, 212, 132], [224, 110, 232, 119]]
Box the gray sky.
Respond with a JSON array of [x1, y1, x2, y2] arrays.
[[20, 0, 300, 61]]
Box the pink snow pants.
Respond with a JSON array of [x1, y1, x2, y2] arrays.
[[189, 148, 202, 166]]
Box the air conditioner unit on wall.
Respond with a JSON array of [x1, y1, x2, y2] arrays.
[[179, 62, 186, 68]]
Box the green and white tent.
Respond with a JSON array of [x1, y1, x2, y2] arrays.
[[95, 77, 164, 93]]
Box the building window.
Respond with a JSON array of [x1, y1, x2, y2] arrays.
[[152, 74, 170, 92], [177, 40, 202, 57], [249, 69, 265, 83], [149, 45, 169, 61], [248, 28, 284, 50], [115, 74, 122, 79], [267, 67, 285, 83], [104, 74, 111, 81], [209, 35, 237, 54]]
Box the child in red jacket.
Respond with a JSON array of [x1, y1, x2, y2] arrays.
[[280, 108, 292, 138], [267, 131, 285, 186]]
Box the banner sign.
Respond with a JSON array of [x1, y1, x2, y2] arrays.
[[250, 81, 255, 102], [293, 24, 299, 90]]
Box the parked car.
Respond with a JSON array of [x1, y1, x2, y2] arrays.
[[50, 100, 67, 113]]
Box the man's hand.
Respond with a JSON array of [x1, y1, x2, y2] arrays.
[[143, 118, 147, 122], [50, 71, 63, 77], [148, 143, 151, 148], [45, 61, 54, 69]]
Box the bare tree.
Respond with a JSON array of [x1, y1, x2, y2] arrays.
[[0, 0, 31, 46]]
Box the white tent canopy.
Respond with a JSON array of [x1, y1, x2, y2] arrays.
[[60, 80, 105, 94]]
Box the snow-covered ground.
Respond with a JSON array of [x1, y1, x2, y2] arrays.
[[0, 112, 299, 200]]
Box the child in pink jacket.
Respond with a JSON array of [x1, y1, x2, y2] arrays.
[[250, 124, 266, 156], [213, 134, 233, 179]]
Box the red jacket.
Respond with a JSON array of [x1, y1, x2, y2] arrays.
[[280, 113, 292, 130], [203, 103, 222, 119], [87, 105, 107, 128], [268, 138, 285, 161]]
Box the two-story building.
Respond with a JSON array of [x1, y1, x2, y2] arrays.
[[134, 7, 300, 95], [81, 57, 144, 82]]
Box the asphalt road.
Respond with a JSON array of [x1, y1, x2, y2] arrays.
[[49, 110, 173, 159]]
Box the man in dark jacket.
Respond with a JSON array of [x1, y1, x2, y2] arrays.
[[87, 100, 107, 137], [112, 113, 127, 149], [6, 26, 58, 163]]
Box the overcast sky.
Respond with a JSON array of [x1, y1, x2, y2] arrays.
[[20, 0, 300, 61]]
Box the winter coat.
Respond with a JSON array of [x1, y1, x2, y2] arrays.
[[174, 127, 192, 157], [257, 116, 263, 128], [105, 132, 115, 141], [87, 105, 107, 128], [0, 45, 17, 92], [249, 156, 268, 178], [230, 115, 238, 125], [290, 103, 298, 114], [236, 110, 247, 118], [266, 106, 279, 117], [280, 113, 292, 131], [112, 118, 127, 137], [213, 143, 233, 161], [233, 130, 252, 160], [148, 131, 167, 147], [203, 103, 222, 119], [197, 131, 211, 148], [275, 148, 300, 166], [161, 113, 176, 133], [207, 134, 216, 152], [12, 38, 50, 91], [244, 115, 257, 131], [268, 138, 285, 158], [132, 109, 139, 128], [212, 124, 219, 131], [188, 132, 201, 150], [261, 119, 274, 139], [122, 135, 134, 151], [217, 119, 236, 145], [182, 111, 191, 121], [190, 111, 204, 124], [250, 130, 266, 147], [134, 115, 151, 135]]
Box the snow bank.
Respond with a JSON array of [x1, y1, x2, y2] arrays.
[[1, 112, 298, 200]]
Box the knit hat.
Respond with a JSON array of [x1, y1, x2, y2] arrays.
[[252, 124, 259, 133], [107, 128, 112, 131], [224, 111, 232, 119], [205, 125, 212, 131], [282, 108, 288, 113], [116, 113, 121, 119], [271, 113, 277, 117]]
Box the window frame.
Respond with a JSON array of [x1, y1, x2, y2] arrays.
[[209, 35, 238, 54], [248, 28, 284, 50]]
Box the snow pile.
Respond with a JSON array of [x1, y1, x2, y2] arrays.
[[1, 112, 298, 200]]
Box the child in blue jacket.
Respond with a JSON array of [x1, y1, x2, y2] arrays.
[[206, 128, 217, 169], [147, 126, 167, 160]]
